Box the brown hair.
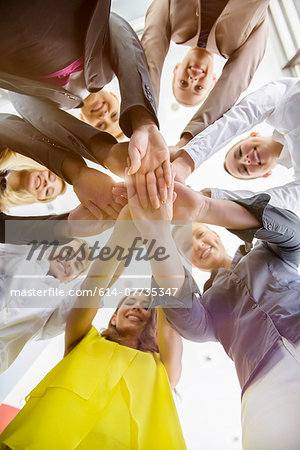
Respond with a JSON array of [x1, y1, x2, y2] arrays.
[[101, 292, 158, 353]]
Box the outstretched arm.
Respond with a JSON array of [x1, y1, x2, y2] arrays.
[[64, 214, 137, 355], [172, 77, 297, 180], [141, 0, 171, 106], [172, 182, 260, 230], [64, 230, 121, 355], [157, 308, 182, 388], [205, 180, 300, 213], [107, 13, 171, 209]]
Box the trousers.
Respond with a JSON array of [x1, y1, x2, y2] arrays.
[[241, 340, 300, 450]]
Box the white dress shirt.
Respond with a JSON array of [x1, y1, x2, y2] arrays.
[[182, 78, 300, 211], [0, 244, 79, 373]]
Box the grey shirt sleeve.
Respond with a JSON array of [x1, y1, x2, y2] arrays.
[[229, 194, 300, 269], [151, 268, 216, 342]]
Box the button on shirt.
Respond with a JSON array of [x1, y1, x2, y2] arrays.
[[182, 78, 300, 212], [152, 195, 300, 394]]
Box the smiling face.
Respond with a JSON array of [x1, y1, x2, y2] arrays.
[[47, 240, 89, 283], [81, 90, 123, 138], [20, 169, 64, 201], [110, 293, 152, 337], [225, 136, 281, 179], [174, 223, 228, 271], [173, 48, 216, 106], [191, 224, 228, 271]]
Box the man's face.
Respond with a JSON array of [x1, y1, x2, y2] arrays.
[[173, 48, 215, 106], [81, 90, 123, 138], [225, 136, 278, 179], [47, 240, 89, 283]]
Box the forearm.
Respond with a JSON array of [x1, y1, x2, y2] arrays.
[[182, 20, 269, 139], [9, 92, 116, 169], [229, 196, 300, 266], [196, 195, 260, 230], [145, 228, 185, 293], [64, 231, 126, 354], [129, 106, 158, 130], [108, 13, 158, 136], [157, 308, 182, 388], [61, 155, 87, 185], [141, 0, 171, 105], [151, 269, 216, 342], [210, 181, 300, 212]]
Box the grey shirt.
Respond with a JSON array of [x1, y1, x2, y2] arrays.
[[152, 195, 300, 394]]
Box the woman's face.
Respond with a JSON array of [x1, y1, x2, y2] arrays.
[[47, 240, 89, 283], [175, 223, 227, 272], [225, 136, 278, 179], [20, 169, 64, 201], [191, 224, 227, 271], [111, 293, 152, 336], [173, 48, 215, 106]]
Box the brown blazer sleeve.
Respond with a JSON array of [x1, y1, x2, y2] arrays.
[[0, 113, 87, 181], [181, 19, 269, 138], [108, 13, 158, 136], [9, 92, 117, 176], [141, 0, 172, 106]]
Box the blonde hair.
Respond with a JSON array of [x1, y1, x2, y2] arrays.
[[0, 148, 67, 211]]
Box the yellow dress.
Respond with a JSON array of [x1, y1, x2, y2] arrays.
[[0, 327, 186, 450]]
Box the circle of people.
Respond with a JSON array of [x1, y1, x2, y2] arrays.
[[0, 1, 299, 449]]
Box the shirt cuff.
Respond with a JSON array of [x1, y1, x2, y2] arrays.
[[150, 267, 200, 308], [227, 193, 271, 243]]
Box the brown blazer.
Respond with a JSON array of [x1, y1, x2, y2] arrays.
[[142, 0, 269, 137]]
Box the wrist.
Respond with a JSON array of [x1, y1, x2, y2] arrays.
[[194, 195, 211, 222], [90, 135, 115, 166], [130, 106, 157, 130], [172, 152, 194, 182], [61, 156, 87, 185], [139, 223, 172, 241], [176, 133, 192, 149]]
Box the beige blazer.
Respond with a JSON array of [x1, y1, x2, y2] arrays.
[[142, 0, 269, 137]]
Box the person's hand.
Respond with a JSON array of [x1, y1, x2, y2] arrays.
[[112, 182, 127, 205], [73, 167, 124, 220], [126, 167, 175, 237], [172, 182, 206, 222], [68, 204, 115, 237], [128, 124, 171, 209], [169, 146, 180, 162]]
